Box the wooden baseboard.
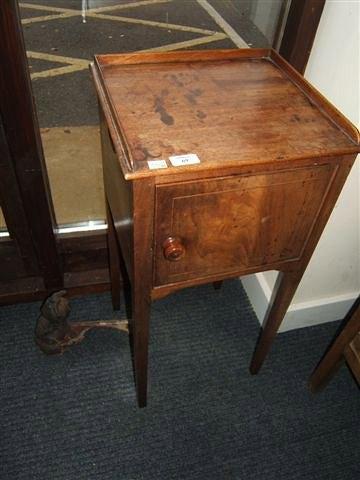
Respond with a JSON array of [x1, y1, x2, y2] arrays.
[[0, 268, 111, 306], [0, 232, 114, 305]]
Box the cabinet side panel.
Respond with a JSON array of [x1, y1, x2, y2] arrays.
[[100, 107, 133, 280]]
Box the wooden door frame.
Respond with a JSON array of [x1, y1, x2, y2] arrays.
[[279, 0, 326, 74], [0, 0, 325, 304], [0, 0, 62, 291]]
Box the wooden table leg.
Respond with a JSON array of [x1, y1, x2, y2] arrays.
[[132, 292, 151, 408], [309, 299, 360, 392], [131, 179, 155, 408], [106, 199, 121, 310], [250, 270, 301, 374]]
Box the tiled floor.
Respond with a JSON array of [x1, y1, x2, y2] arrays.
[[1, 1, 279, 229]]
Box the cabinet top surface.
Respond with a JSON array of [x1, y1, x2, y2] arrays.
[[92, 49, 359, 178]]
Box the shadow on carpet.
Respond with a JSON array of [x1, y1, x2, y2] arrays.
[[0, 280, 359, 480]]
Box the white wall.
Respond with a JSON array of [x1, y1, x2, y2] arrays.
[[242, 0, 360, 331]]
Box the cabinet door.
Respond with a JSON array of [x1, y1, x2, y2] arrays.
[[154, 164, 335, 286]]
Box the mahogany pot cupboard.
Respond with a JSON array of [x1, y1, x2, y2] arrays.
[[91, 49, 360, 407]]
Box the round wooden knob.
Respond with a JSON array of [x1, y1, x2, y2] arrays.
[[163, 236, 185, 261]]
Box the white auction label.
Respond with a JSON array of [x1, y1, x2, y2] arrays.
[[147, 159, 168, 170], [169, 154, 200, 167]]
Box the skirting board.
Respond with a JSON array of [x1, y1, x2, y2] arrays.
[[241, 273, 358, 332]]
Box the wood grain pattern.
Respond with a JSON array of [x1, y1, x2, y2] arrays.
[[154, 164, 334, 286], [95, 49, 269, 68], [92, 49, 360, 407], [93, 50, 359, 180], [251, 154, 357, 374], [269, 49, 360, 143]]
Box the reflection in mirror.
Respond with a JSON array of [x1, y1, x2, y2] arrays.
[[0, 208, 9, 237], [19, 0, 288, 231]]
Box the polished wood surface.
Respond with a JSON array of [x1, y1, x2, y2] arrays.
[[154, 164, 334, 286], [92, 49, 360, 407], [94, 49, 358, 179]]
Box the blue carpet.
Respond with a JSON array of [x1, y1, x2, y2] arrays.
[[0, 280, 359, 479]]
